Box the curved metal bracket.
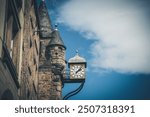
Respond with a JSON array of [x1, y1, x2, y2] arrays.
[[63, 81, 85, 100]]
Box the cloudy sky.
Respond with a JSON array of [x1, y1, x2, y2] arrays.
[[46, 0, 150, 99]]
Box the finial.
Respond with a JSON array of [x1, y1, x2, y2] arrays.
[[54, 24, 58, 30], [76, 50, 79, 55]]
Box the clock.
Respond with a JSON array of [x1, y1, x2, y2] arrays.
[[68, 51, 87, 81], [70, 64, 85, 79]]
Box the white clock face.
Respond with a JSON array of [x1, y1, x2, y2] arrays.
[[70, 64, 85, 79]]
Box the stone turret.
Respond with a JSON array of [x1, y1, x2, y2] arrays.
[[38, 0, 52, 64], [38, 0, 52, 38], [45, 26, 66, 75], [46, 27, 66, 62], [38, 0, 66, 100]]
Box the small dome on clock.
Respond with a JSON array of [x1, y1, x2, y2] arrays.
[[68, 51, 86, 63]]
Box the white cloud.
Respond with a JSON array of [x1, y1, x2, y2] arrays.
[[57, 0, 150, 74]]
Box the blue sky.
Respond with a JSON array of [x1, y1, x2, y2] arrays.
[[44, 0, 150, 100]]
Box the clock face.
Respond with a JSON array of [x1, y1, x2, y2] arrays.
[[70, 64, 85, 79]]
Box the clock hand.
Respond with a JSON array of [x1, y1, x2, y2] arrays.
[[76, 67, 82, 74]]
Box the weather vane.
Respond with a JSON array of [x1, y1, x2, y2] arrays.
[[76, 49, 79, 55]]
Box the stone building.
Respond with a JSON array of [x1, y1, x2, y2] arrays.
[[38, 0, 66, 100], [0, 0, 66, 100]]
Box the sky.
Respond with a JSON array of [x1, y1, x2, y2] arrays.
[[45, 0, 150, 100]]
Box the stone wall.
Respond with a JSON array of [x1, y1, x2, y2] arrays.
[[0, 0, 65, 100], [0, 0, 6, 57], [38, 67, 62, 100], [0, 0, 20, 100], [0, 60, 18, 99], [20, 0, 39, 99]]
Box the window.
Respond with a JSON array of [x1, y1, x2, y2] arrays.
[[30, 16, 34, 29], [5, 0, 21, 71], [5, 0, 20, 52], [22, 41, 24, 51], [30, 37, 32, 48], [33, 82, 37, 94], [15, 0, 22, 11], [33, 57, 36, 65], [34, 40, 38, 55], [28, 66, 32, 75]]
